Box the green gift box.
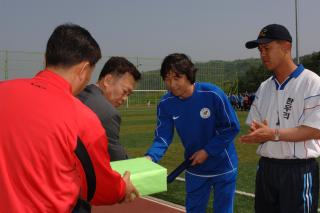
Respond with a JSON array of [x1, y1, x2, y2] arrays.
[[111, 157, 167, 196]]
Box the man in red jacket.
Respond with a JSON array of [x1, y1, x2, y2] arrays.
[[0, 23, 138, 213]]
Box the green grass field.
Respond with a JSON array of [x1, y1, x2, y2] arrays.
[[119, 106, 258, 212]]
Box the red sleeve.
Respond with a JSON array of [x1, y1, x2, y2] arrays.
[[75, 99, 126, 205], [86, 134, 126, 205]]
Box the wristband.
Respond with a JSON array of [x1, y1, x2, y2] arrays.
[[274, 129, 280, 141]]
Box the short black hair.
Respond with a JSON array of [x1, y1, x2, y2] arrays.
[[160, 53, 197, 84], [45, 23, 101, 68], [98, 57, 141, 81]]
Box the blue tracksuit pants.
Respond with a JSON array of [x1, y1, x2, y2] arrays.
[[185, 170, 237, 213]]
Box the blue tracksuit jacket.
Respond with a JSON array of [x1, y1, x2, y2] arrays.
[[146, 82, 240, 176]]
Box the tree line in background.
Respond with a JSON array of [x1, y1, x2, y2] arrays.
[[237, 51, 320, 93], [132, 50, 320, 94]]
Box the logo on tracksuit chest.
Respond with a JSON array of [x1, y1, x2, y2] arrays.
[[200, 107, 211, 119]]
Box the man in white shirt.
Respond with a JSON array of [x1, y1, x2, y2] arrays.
[[241, 24, 320, 213]]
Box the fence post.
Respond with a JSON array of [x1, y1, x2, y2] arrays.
[[126, 97, 129, 109], [4, 50, 8, 80]]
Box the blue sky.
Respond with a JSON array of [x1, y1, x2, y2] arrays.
[[1, 0, 319, 61]]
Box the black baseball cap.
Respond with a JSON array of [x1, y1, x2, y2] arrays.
[[245, 24, 292, 49]]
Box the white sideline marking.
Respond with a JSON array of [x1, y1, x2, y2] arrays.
[[176, 177, 255, 197], [176, 177, 320, 211], [143, 196, 186, 212]]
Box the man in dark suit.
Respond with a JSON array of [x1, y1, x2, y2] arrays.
[[78, 57, 141, 161]]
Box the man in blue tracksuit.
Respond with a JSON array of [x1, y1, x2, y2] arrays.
[[146, 53, 240, 213]]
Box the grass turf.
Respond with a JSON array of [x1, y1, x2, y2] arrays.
[[119, 106, 257, 212]]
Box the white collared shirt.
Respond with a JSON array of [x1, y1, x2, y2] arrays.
[[247, 65, 320, 159]]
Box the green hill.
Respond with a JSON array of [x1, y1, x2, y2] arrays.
[[137, 58, 261, 91], [137, 51, 320, 93]]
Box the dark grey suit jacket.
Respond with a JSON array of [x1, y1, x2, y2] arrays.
[[77, 84, 128, 161]]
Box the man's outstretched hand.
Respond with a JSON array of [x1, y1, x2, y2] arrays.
[[121, 171, 140, 203]]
